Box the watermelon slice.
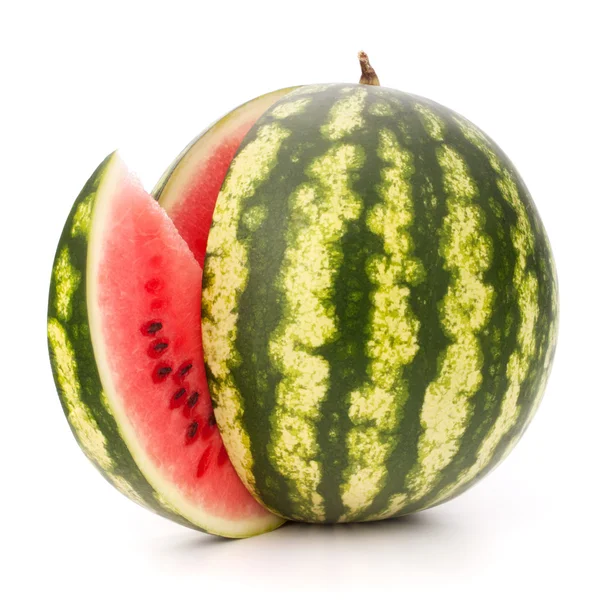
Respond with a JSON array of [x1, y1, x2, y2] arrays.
[[47, 153, 283, 537]]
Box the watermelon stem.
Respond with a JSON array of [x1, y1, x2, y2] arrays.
[[358, 51, 380, 86]]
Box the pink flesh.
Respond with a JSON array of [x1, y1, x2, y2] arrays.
[[96, 169, 268, 521], [166, 122, 254, 266]]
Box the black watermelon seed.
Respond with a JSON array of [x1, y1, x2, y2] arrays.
[[187, 392, 199, 408], [179, 363, 193, 378], [147, 338, 169, 358], [187, 421, 199, 439], [153, 363, 173, 383], [174, 361, 193, 384], [141, 321, 163, 336], [169, 387, 187, 409]]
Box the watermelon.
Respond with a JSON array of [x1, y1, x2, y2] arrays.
[[50, 53, 558, 532], [160, 79, 558, 523], [47, 153, 283, 537]]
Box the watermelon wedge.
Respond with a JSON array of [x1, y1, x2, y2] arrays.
[[47, 153, 283, 537]]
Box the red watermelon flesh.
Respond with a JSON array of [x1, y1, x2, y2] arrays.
[[154, 87, 295, 265], [88, 155, 279, 534], [161, 136, 238, 266]]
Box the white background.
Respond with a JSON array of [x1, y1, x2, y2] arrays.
[[2, 1, 599, 598]]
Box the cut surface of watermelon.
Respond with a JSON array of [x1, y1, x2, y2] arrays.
[[154, 87, 296, 265], [66, 154, 281, 537]]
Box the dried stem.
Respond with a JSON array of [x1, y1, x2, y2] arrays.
[[358, 51, 380, 86]]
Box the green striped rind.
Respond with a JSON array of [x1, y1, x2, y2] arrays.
[[339, 126, 424, 521], [203, 84, 558, 523], [47, 155, 202, 530]]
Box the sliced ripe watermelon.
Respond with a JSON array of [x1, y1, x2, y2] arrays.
[[48, 153, 282, 537], [153, 87, 296, 265]]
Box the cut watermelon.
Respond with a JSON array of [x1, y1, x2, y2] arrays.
[[153, 87, 296, 265], [47, 153, 283, 537]]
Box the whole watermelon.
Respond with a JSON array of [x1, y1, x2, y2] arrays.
[[200, 72, 558, 523]]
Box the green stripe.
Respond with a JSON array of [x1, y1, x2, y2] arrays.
[[361, 102, 450, 520], [232, 92, 338, 519], [329, 92, 427, 522], [408, 115, 520, 509], [402, 141, 494, 505], [430, 119, 543, 505], [317, 90, 390, 522], [317, 155, 377, 521], [266, 103, 367, 519], [498, 156, 558, 449], [339, 124, 423, 521], [449, 128, 557, 491]]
